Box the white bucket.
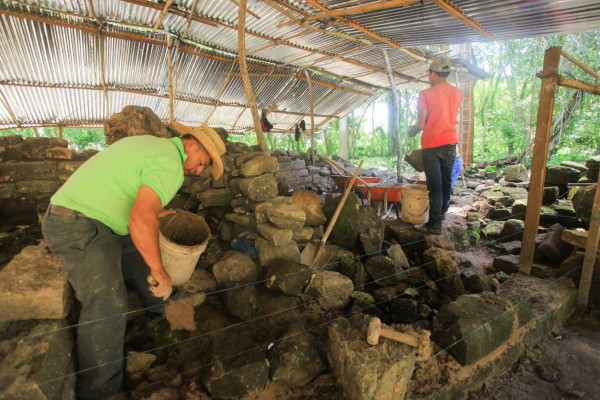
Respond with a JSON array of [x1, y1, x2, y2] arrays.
[[158, 210, 210, 286], [400, 184, 430, 225]]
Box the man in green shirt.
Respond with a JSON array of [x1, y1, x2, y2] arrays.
[[42, 122, 226, 400]]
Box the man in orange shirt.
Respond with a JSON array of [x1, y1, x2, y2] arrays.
[[408, 56, 462, 234]]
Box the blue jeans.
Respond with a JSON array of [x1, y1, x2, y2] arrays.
[[42, 206, 162, 400], [422, 144, 456, 226]]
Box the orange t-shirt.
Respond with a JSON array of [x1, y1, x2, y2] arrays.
[[417, 83, 462, 149]]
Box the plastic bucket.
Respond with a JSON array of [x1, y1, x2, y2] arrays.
[[400, 184, 429, 225], [158, 210, 210, 286]]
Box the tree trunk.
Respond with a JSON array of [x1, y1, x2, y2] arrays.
[[548, 90, 584, 156]]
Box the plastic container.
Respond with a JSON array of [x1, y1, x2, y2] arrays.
[[400, 184, 429, 225], [158, 210, 210, 286]]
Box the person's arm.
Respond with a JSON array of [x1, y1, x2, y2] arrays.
[[408, 108, 428, 137], [129, 184, 172, 300]]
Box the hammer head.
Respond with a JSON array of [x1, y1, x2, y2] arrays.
[[367, 317, 382, 345]]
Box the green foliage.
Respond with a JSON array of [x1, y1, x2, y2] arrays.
[[0, 126, 106, 152]]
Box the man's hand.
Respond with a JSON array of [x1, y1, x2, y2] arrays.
[[147, 270, 173, 301], [408, 125, 421, 138]]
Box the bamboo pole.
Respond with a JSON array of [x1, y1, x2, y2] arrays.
[[0, 88, 21, 127], [577, 173, 600, 308], [519, 47, 561, 275], [304, 70, 315, 165], [167, 36, 175, 124], [382, 49, 402, 181], [153, 0, 174, 31], [238, 0, 268, 152]]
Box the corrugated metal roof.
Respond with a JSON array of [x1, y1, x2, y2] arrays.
[[1, 0, 598, 132]]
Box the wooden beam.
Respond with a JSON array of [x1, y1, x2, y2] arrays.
[[304, 0, 427, 62], [561, 50, 600, 81], [227, 0, 262, 20], [0, 82, 335, 119], [226, 73, 372, 96], [431, 0, 494, 40], [519, 47, 561, 275], [577, 173, 600, 308], [557, 77, 600, 95], [153, 0, 174, 31], [382, 48, 402, 181], [238, 0, 268, 152], [182, 0, 200, 37], [204, 61, 238, 123], [279, 0, 421, 27]]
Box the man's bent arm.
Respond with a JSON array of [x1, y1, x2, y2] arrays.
[[408, 108, 427, 137], [130, 184, 172, 300]]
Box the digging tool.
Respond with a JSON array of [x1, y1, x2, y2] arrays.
[[300, 160, 363, 268], [367, 317, 432, 362], [323, 156, 371, 188], [148, 275, 206, 331]]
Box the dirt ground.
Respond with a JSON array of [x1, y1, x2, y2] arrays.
[[468, 307, 600, 400]]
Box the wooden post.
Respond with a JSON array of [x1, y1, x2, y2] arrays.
[[519, 47, 561, 275], [237, 0, 268, 152], [304, 69, 315, 165], [382, 48, 402, 181], [577, 173, 600, 308], [167, 36, 175, 124]]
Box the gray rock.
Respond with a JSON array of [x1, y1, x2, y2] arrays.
[[225, 284, 258, 321], [126, 351, 157, 380], [0, 243, 72, 323], [265, 260, 311, 296], [504, 164, 528, 182], [433, 294, 514, 365], [292, 227, 313, 243], [423, 247, 465, 297], [572, 184, 596, 222], [291, 189, 326, 227], [544, 165, 583, 185], [305, 270, 354, 310], [257, 222, 293, 246], [542, 186, 559, 205], [386, 244, 410, 269], [560, 160, 588, 174], [253, 196, 292, 223], [269, 328, 327, 389], [238, 173, 278, 202], [197, 188, 235, 207], [240, 155, 279, 177], [322, 192, 360, 249], [266, 204, 306, 230], [357, 206, 384, 255], [235, 151, 262, 167], [255, 237, 301, 267], [493, 254, 520, 274], [201, 329, 268, 398], [463, 274, 493, 293], [328, 318, 415, 400], [364, 255, 407, 286], [500, 219, 525, 241], [212, 252, 260, 288], [181, 269, 218, 294], [538, 223, 573, 265]]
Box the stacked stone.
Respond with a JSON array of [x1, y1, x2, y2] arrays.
[[584, 155, 600, 182], [272, 149, 336, 193]]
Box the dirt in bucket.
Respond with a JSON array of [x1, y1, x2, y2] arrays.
[[160, 211, 209, 247]]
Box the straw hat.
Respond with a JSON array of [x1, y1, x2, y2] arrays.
[[171, 122, 226, 180]]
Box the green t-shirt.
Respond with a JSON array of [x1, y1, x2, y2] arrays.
[[51, 136, 186, 235]]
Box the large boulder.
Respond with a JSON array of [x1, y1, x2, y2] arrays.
[[544, 165, 583, 185], [322, 192, 360, 249], [291, 189, 326, 227]]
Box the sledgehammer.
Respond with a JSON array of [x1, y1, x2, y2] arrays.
[[367, 317, 432, 362]]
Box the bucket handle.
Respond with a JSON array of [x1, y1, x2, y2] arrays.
[[160, 209, 179, 235]]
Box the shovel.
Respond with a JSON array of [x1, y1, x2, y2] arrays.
[[301, 160, 363, 268]]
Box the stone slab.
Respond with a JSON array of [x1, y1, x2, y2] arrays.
[[0, 243, 72, 323]]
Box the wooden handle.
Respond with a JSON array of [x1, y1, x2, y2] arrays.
[[323, 157, 370, 188], [312, 161, 363, 266], [380, 328, 420, 348]]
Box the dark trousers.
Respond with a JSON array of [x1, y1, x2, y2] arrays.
[[42, 207, 162, 400], [422, 144, 456, 226]]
